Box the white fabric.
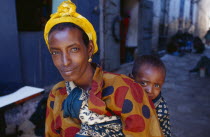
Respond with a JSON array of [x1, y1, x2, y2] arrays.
[[126, 2, 139, 47], [79, 99, 118, 125]]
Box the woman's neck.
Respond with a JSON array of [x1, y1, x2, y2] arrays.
[[74, 64, 95, 91]]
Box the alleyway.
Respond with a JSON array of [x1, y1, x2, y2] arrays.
[[114, 48, 210, 137]]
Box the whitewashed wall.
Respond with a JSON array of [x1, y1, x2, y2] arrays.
[[168, 0, 180, 35], [195, 0, 210, 39], [150, 0, 201, 50], [151, 0, 161, 51]]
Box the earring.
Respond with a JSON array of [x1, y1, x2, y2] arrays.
[[88, 57, 92, 62]]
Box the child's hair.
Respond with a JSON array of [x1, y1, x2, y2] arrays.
[[132, 55, 166, 78]]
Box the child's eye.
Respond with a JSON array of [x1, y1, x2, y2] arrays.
[[140, 81, 147, 86], [51, 51, 60, 55], [71, 47, 79, 52], [154, 84, 160, 88]]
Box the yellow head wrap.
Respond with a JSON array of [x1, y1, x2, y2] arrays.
[[44, 0, 98, 54]]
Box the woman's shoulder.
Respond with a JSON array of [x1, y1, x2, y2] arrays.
[[103, 71, 139, 87], [51, 81, 66, 90], [50, 81, 66, 95]]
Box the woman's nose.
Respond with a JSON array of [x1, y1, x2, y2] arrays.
[[62, 53, 71, 66]]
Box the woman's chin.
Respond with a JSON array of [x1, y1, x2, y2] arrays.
[[61, 74, 74, 82]]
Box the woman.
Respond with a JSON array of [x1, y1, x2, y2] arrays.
[[44, 0, 163, 137]]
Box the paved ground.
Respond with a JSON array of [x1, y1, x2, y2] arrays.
[[114, 49, 210, 137], [4, 49, 210, 137]]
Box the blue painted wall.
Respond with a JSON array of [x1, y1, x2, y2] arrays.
[[19, 32, 62, 87], [0, 0, 22, 84]]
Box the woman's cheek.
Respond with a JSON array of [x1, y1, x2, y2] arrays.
[[52, 57, 61, 68]]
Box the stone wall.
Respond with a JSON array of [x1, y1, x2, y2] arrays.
[[103, 0, 121, 70]]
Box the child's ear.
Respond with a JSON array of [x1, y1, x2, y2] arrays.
[[128, 73, 134, 79]]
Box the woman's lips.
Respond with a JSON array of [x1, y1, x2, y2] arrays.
[[63, 70, 72, 73], [61, 69, 75, 75]]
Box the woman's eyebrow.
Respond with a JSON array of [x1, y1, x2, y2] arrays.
[[67, 43, 77, 48], [50, 43, 77, 50], [50, 47, 59, 50]]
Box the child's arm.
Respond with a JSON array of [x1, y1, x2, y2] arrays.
[[156, 98, 171, 137]]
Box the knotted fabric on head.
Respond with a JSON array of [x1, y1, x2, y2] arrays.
[[44, 0, 98, 54]]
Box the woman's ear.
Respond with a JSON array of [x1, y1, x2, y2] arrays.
[[88, 40, 94, 56]]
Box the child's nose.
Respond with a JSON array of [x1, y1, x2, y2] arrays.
[[145, 88, 151, 93], [145, 86, 152, 93]]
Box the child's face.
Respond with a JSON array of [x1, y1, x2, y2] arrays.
[[135, 65, 165, 100]]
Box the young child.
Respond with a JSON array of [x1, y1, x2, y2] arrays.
[[131, 55, 171, 137]]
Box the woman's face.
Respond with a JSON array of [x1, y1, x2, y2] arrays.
[[48, 28, 93, 82]]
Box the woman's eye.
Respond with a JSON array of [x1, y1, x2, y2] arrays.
[[71, 47, 79, 52], [140, 81, 147, 86], [154, 84, 160, 88], [51, 51, 60, 55]]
